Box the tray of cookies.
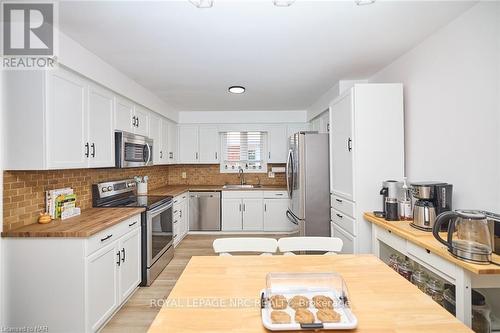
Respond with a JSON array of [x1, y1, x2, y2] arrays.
[[260, 272, 358, 331]]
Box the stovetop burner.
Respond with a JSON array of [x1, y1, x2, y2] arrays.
[[101, 195, 172, 210]]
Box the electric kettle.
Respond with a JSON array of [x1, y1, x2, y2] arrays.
[[433, 210, 492, 264]]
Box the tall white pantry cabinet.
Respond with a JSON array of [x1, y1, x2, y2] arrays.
[[329, 84, 405, 254]]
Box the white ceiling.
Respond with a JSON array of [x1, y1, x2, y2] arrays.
[[59, 0, 475, 111]]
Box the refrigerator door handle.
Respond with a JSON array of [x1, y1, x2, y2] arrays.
[[286, 149, 294, 199]]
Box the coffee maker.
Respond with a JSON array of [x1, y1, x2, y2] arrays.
[[410, 182, 453, 231]]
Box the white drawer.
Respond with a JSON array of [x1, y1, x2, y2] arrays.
[[406, 241, 457, 280], [331, 223, 355, 254], [85, 215, 140, 256], [375, 226, 407, 255], [331, 209, 355, 236], [173, 192, 188, 205], [223, 191, 263, 199], [263, 191, 288, 199], [331, 195, 355, 218]]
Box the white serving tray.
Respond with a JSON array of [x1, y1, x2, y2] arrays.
[[260, 288, 358, 331]]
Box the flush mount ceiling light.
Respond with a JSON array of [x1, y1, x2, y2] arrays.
[[355, 0, 376, 5], [228, 86, 245, 94], [189, 0, 214, 8], [273, 0, 296, 7]]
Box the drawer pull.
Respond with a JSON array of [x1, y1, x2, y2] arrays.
[[100, 234, 112, 242], [173, 210, 178, 214], [336, 213, 343, 219], [174, 220, 178, 224], [275, 193, 284, 196], [335, 199, 343, 203], [128, 221, 137, 227], [426, 249, 431, 254]]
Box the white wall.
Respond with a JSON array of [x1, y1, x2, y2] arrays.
[[58, 32, 178, 122], [178, 110, 307, 124], [370, 2, 500, 211], [307, 83, 339, 121]]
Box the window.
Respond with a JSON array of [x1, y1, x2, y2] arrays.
[[220, 131, 267, 173]]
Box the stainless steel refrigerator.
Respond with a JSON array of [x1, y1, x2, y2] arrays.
[[286, 132, 330, 236]]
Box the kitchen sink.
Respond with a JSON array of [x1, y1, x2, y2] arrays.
[[222, 184, 261, 189]]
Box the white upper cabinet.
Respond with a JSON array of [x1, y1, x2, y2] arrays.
[[87, 84, 115, 168], [330, 94, 354, 200], [149, 113, 162, 165], [266, 125, 287, 163], [115, 98, 150, 137], [160, 118, 170, 164], [134, 105, 150, 137], [198, 126, 220, 163], [46, 69, 88, 169], [178, 125, 199, 163], [167, 121, 178, 164]]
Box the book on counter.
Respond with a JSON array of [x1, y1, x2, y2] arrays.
[[45, 188, 80, 219]]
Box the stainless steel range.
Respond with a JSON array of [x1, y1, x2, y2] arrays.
[[92, 179, 174, 286]]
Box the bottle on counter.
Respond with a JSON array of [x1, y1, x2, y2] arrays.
[[399, 177, 413, 220]]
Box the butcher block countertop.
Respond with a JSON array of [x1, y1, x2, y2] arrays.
[[2, 207, 145, 238], [148, 255, 471, 333], [149, 184, 287, 197], [364, 213, 500, 275]]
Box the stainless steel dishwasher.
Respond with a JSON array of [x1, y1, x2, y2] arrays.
[[189, 191, 221, 231]]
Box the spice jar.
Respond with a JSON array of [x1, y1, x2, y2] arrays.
[[411, 269, 428, 292], [388, 254, 400, 272], [425, 278, 444, 305], [398, 259, 413, 281]]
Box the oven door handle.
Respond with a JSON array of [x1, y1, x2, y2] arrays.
[[146, 202, 173, 217]]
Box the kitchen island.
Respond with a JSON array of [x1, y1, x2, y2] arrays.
[[148, 255, 471, 333]]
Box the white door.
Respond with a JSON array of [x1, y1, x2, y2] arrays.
[[149, 113, 162, 165], [263, 199, 295, 231], [115, 97, 134, 133], [46, 69, 88, 169], [134, 106, 150, 137], [86, 243, 119, 332], [267, 125, 287, 163], [242, 199, 264, 231], [118, 229, 141, 302], [87, 84, 115, 168], [198, 126, 219, 163], [178, 125, 199, 163], [222, 199, 242, 231], [167, 121, 178, 164], [330, 92, 354, 200], [160, 118, 169, 165]]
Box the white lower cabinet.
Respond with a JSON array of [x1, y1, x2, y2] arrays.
[[242, 198, 264, 231], [4, 215, 142, 333], [173, 192, 189, 246], [264, 198, 294, 231]]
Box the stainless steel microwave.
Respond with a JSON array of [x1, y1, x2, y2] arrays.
[[115, 131, 153, 168]]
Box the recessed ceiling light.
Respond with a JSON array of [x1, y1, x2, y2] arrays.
[[189, 0, 214, 8], [273, 0, 296, 7], [228, 86, 245, 94], [355, 0, 376, 6]]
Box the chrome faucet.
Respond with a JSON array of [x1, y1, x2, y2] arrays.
[[239, 168, 246, 185]]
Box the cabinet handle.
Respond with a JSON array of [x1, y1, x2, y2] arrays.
[[121, 248, 125, 263], [160, 151, 162, 159], [327, 123, 330, 132], [137, 117, 140, 127], [91, 143, 95, 157], [195, 152, 199, 160], [243, 204, 246, 212], [335, 198, 343, 203], [84, 142, 89, 158], [173, 210, 178, 214], [275, 193, 283, 196], [116, 251, 121, 266], [128, 221, 137, 227], [180, 210, 182, 218], [132, 116, 136, 127], [336, 213, 343, 219], [239, 204, 241, 212], [100, 234, 112, 242], [268, 152, 271, 159], [174, 220, 178, 224], [169, 152, 173, 159], [264, 203, 267, 212], [215, 152, 218, 160], [173, 235, 177, 239], [347, 138, 352, 152]]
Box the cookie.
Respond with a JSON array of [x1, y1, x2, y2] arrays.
[[316, 308, 341, 323], [312, 295, 334, 309], [294, 308, 315, 324], [271, 310, 291, 324], [270, 294, 287, 310], [288, 295, 309, 309]]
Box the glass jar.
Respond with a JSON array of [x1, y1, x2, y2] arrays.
[[471, 290, 491, 333], [398, 259, 413, 281], [425, 278, 444, 305], [388, 254, 400, 272], [442, 284, 456, 315], [411, 269, 428, 292]]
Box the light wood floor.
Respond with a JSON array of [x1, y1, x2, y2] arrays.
[[101, 234, 284, 333]]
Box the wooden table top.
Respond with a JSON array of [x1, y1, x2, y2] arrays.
[[150, 185, 287, 197], [148, 255, 471, 333], [364, 213, 500, 275], [1, 207, 145, 238]]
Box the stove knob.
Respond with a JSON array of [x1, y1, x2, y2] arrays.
[[127, 182, 134, 188], [102, 187, 107, 193], [107, 186, 113, 191]]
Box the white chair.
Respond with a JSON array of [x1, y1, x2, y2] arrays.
[[212, 238, 278, 256], [277, 237, 343, 255]]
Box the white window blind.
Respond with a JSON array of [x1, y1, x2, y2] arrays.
[[221, 131, 267, 172]]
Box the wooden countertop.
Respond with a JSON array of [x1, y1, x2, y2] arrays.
[[150, 185, 287, 197], [364, 213, 500, 275], [148, 255, 471, 333], [2, 207, 145, 238]]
